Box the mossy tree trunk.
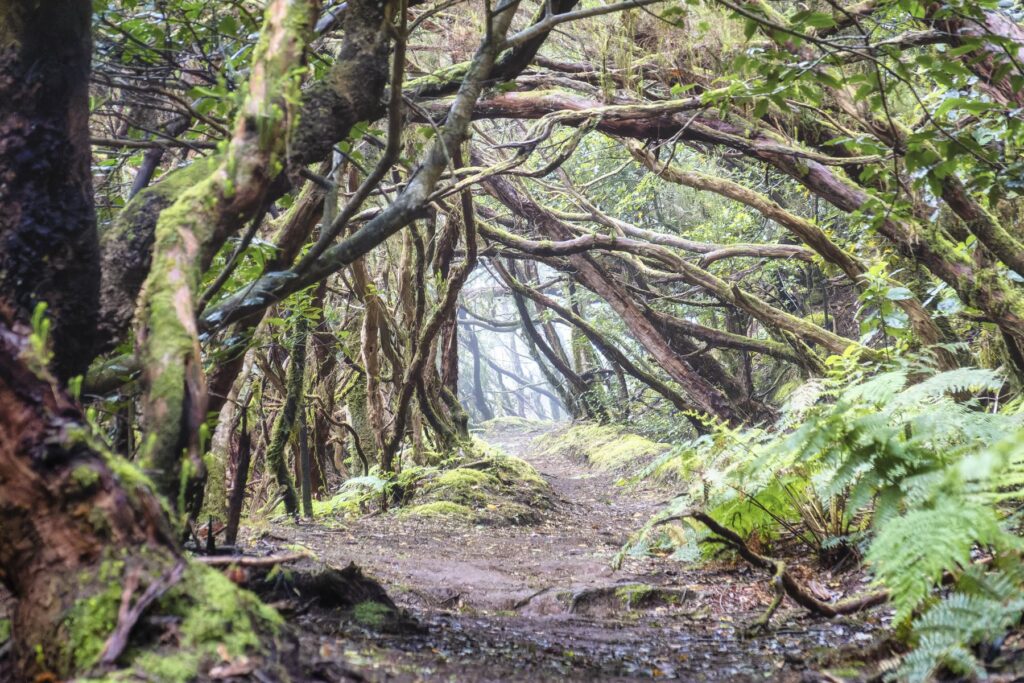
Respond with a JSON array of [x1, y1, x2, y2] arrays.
[[0, 303, 283, 682], [0, 4, 317, 678], [265, 315, 309, 517], [135, 0, 321, 517]]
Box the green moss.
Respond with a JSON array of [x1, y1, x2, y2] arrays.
[[64, 555, 281, 683], [803, 311, 827, 327], [537, 424, 668, 473], [120, 563, 282, 683], [311, 494, 361, 517], [174, 563, 281, 646], [70, 464, 101, 492], [352, 600, 394, 628], [64, 557, 127, 669], [614, 584, 655, 608], [406, 61, 471, 90], [420, 468, 500, 506], [399, 501, 477, 521], [0, 618, 9, 643], [480, 416, 542, 431]]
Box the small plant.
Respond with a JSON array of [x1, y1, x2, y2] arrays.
[[24, 302, 54, 374]]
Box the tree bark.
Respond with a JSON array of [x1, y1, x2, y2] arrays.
[[264, 316, 309, 516], [0, 0, 99, 380]]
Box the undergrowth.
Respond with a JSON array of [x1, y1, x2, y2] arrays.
[[627, 348, 1024, 681], [309, 438, 550, 525]]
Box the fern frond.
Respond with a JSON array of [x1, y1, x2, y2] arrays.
[[867, 501, 1005, 623]]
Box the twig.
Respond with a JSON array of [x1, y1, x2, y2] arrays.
[[98, 560, 186, 665]]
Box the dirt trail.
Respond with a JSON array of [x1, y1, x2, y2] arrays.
[[270, 421, 880, 682]]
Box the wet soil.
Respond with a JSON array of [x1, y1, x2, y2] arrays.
[[263, 421, 887, 682]]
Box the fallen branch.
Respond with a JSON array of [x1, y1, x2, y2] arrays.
[[195, 553, 307, 567], [658, 510, 889, 624]]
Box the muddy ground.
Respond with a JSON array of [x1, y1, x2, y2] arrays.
[[259, 420, 889, 682], [0, 420, 888, 682]]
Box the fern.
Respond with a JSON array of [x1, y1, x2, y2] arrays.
[[632, 360, 1024, 678], [897, 587, 1024, 682], [868, 500, 1008, 623]]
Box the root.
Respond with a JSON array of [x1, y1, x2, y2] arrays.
[[659, 509, 889, 628]]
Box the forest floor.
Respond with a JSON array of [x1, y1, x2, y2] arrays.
[[259, 420, 890, 682]]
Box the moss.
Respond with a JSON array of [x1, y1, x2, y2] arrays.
[[311, 494, 361, 517], [118, 563, 282, 683], [352, 600, 394, 629], [803, 311, 827, 327], [63, 557, 127, 669], [70, 464, 101, 492], [399, 501, 477, 522], [420, 468, 500, 506], [537, 423, 668, 473], [406, 61, 471, 91], [614, 583, 656, 608], [479, 416, 540, 430], [63, 555, 282, 683], [0, 618, 9, 643], [199, 448, 227, 524]]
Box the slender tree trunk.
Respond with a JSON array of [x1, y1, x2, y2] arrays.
[[265, 316, 308, 516], [299, 403, 313, 517], [463, 310, 495, 421], [225, 401, 253, 547]]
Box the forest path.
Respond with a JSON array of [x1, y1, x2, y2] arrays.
[[268, 421, 875, 682]]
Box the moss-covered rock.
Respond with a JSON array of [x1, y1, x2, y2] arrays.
[[311, 438, 553, 526], [479, 416, 552, 434], [566, 583, 694, 616]]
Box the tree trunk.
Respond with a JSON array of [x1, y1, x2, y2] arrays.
[[264, 316, 308, 516], [462, 309, 495, 421], [0, 0, 100, 380], [0, 311, 282, 681]]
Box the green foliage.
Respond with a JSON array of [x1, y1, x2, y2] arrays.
[[899, 564, 1024, 682], [632, 353, 1024, 677]]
